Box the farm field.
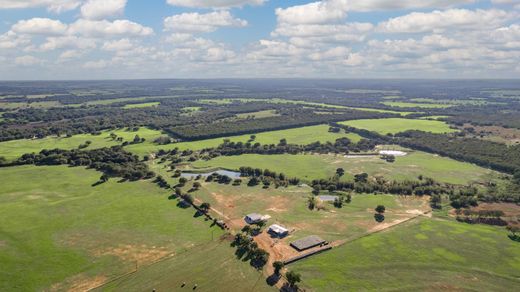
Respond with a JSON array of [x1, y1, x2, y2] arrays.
[[291, 218, 520, 291], [0, 165, 264, 291], [382, 101, 453, 108], [125, 124, 363, 157], [122, 102, 160, 109], [236, 109, 280, 119], [0, 127, 164, 161], [339, 118, 457, 135], [190, 151, 495, 184], [187, 181, 429, 243]]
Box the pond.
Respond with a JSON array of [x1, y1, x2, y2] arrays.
[[180, 169, 242, 179]]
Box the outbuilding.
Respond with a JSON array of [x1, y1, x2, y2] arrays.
[[244, 213, 263, 224], [290, 235, 326, 251], [318, 195, 338, 202], [268, 224, 289, 237]]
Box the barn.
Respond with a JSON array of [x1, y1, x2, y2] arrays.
[[290, 235, 326, 251], [268, 224, 289, 237]]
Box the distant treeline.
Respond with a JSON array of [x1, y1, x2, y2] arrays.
[[11, 146, 154, 181], [395, 131, 520, 174]]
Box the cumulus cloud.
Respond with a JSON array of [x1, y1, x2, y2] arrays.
[[275, 1, 348, 25], [12, 18, 68, 35], [0, 0, 81, 13], [83, 59, 108, 68], [38, 35, 96, 51], [101, 38, 133, 51], [379, 9, 514, 33], [80, 0, 127, 20], [166, 0, 265, 8], [164, 11, 247, 33], [15, 55, 41, 66], [69, 19, 153, 37], [345, 0, 476, 11]]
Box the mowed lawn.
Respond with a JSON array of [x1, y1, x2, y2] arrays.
[[0, 127, 164, 161], [292, 218, 520, 291], [191, 151, 494, 184], [126, 124, 363, 157], [339, 118, 457, 135], [0, 165, 270, 291]]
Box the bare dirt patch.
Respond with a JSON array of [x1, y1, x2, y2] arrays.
[[460, 123, 520, 145], [49, 274, 108, 292], [94, 244, 172, 266]]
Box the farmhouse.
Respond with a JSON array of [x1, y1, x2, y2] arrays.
[[244, 213, 263, 224], [318, 195, 338, 202], [290, 235, 326, 251], [268, 224, 289, 237]]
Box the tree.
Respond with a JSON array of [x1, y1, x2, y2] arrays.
[[345, 193, 352, 203], [278, 138, 287, 146], [100, 173, 109, 182], [183, 194, 194, 204], [336, 168, 345, 177], [375, 205, 386, 214], [286, 270, 301, 287], [273, 261, 284, 275], [133, 135, 141, 143], [200, 202, 210, 212], [193, 181, 202, 190], [308, 196, 316, 210], [507, 225, 519, 236], [178, 177, 188, 186], [354, 173, 368, 183]]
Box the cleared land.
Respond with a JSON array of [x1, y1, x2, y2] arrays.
[[339, 118, 457, 135], [0, 127, 164, 161], [122, 102, 160, 109], [292, 218, 520, 291], [0, 165, 270, 291], [382, 101, 453, 109], [125, 124, 363, 157], [190, 151, 495, 184], [236, 110, 280, 119]]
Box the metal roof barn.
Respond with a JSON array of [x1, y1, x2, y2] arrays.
[[290, 235, 326, 251]]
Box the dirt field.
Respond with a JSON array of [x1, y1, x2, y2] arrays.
[[461, 123, 520, 145]]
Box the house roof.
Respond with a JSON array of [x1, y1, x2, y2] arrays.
[[318, 195, 339, 202], [290, 235, 326, 251], [245, 213, 263, 221], [269, 224, 288, 234]]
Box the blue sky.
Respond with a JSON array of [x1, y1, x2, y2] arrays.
[[0, 0, 519, 79]]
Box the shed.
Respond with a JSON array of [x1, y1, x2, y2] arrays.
[[290, 235, 326, 251], [318, 195, 339, 202], [268, 224, 289, 237], [244, 213, 263, 224]]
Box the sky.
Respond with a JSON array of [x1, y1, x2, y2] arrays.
[[0, 0, 519, 80]]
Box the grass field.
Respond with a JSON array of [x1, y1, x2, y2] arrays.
[[122, 102, 160, 109], [339, 118, 457, 135], [382, 101, 453, 108], [292, 218, 520, 291], [0, 127, 164, 161], [190, 151, 494, 184], [0, 165, 271, 291], [125, 124, 363, 157], [236, 110, 280, 119]]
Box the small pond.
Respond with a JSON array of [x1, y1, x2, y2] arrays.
[[180, 169, 242, 179]]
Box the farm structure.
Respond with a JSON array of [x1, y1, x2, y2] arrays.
[[268, 224, 289, 237], [318, 195, 339, 202], [290, 235, 327, 251], [244, 213, 270, 224]]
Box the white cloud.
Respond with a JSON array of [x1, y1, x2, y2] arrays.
[[164, 11, 247, 33], [59, 49, 84, 60], [379, 9, 513, 33], [12, 18, 68, 35], [345, 0, 475, 11], [166, 0, 265, 8], [80, 0, 127, 20], [69, 19, 153, 37], [275, 1, 348, 25], [15, 55, 41, 66], [0, 31, 30, 49], [101, 38, 133, 51], [0, 0, 81, 13]]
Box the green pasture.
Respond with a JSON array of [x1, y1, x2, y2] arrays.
[[382, 101, 453, 108], [125, 124, 363, 157], [0, 165, 230, 291], [191, 151, 494, 184], [236, 110, 280, 119], [0, 127, 163, 161], [122, 102, 160, 109], [292, 218, 520, 291], [339, 118, 457, 135]]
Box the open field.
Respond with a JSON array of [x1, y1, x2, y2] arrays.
[[122, 102, 160, 109], [125, 124, 363, 157], [410, 98, 505, 106], [0, 165, 246, 291], [190, 151, 495, 185], [0, 100, 62, 109], [339, 118, 457, 135], [0, 127, 164, 161], [382, 101, 453, 108], [292, 218, 520, 291]]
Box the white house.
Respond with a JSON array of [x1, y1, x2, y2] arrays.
[[244, 213, 263, 224]]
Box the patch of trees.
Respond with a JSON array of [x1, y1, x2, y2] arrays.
[[395, 131, 520, 174], [455, 209, 507, 226], [239, 166, 300, 188], [12, 146, 154, 181], [231, 233, 269, 269]]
